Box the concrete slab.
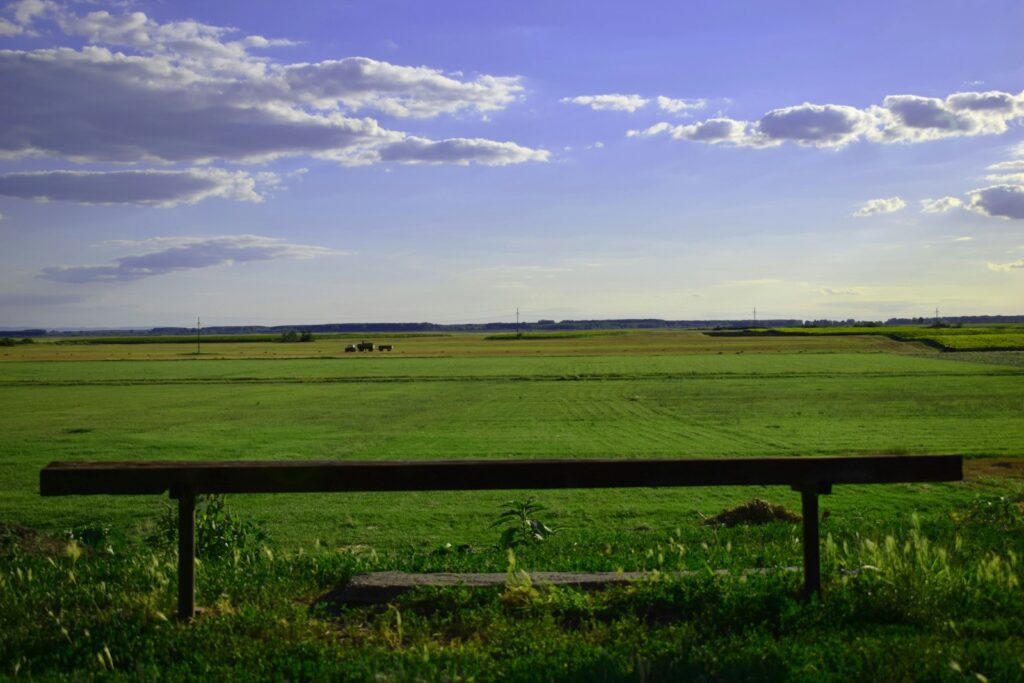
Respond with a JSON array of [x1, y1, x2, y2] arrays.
[[315, 568, 799, 606]]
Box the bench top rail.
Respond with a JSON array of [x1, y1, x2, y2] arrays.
[[41, 455, 963, 496]]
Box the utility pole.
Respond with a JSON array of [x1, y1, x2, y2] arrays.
[[196, 316, 201, 355], [934, 307, 940, 325], [516, 307, 520, 338]]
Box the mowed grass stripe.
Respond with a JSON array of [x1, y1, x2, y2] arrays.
[[0, 352, 1018, 386], [2, 375, 1020, 464]]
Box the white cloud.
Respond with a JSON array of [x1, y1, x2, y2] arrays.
[[820, 287, 861, 296], [282, 58, 522, 118], [655, 96, 706, 115], [561, 94, 649, 112], [759, 103, 877, 148], [39, 235, 345, 283], [634, 89, 1024, 149], [876, 92, 1022, 143], [853, 197, 907, 217], [987, 258, 1024, 272], [0, 8, 542, 167], [375, 137, 549, 166], [0, 17, 23, 35], [920, 196, 964, 213], [0, 169, 270, 206], [953, 236, 974, 242], [4, 0, 49, 29], [987, 159, 1024, 172], [630, 118, 757, 145], [966, 184, 1024, 219]]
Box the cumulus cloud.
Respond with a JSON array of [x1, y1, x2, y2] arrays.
[[376, 137, 549, 165], [561, 94, 649, 112], [0, 7, 542, 167], [629, 118, 756, 145], [39, 235, 345, 283], [987, 258, 1024, 271], [966, 185, 1024, 219], [759, 103, 877, 148], [878, 92, 1022, 142], [634, 89, 1024, 149], [853, 197, 907, 217], [986, 159, 1024, 172], [655, 96, 706, 115], [0, 17, 23, 35], [281, 58, 521, 118], [920, 196, 964, 213], [0, 169, 270, 206]]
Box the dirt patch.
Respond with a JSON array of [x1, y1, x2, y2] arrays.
[[0, 523, 66, 556], [703, 499, 801, 527], [965, 458, 1024, 481]]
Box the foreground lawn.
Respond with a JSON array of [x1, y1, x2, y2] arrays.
[[2, 491, 1022, 681]]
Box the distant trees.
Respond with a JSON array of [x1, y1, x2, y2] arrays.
[[0, 337, 34, 346], [277, 331, 314, 343]]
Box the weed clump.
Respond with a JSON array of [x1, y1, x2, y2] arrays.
[[490, 497, 557, 549], [703, 499, 801, 528], [147, 494, 269, 560]]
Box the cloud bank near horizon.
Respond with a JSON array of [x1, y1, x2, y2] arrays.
[[39, 235, 345, 283]]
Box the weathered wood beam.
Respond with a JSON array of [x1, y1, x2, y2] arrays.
[[40, 455, 963, 496]]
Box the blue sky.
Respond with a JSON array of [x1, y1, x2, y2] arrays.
[[1, 0, 1022, 327]]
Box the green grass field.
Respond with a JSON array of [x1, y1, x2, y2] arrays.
[[1, 329, 1022, 680], [727, 323, 1024, 352]]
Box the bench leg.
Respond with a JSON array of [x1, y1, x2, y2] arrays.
[[177, 490, 196, 621], [800, 489, 820, 599]]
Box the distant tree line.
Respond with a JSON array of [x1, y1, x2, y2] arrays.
[[277, 331, 314, 343], [22, 314, 1024, 338], [0, 337, 34, 346]]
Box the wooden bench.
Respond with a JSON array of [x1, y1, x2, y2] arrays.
[[40, 455, 962, 620]]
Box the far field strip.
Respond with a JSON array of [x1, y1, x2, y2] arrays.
[[0, 352, 1019, 386]]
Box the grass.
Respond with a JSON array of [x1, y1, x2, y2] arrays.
[[52, 332, 452, 345], [2, 352, 1021, 543], [484, 330, 629, 340], [717, 324, 1024, 352], [0, 328, 921, 361], [2, 495, 1022, 680], [0, 330, 1022, 679]]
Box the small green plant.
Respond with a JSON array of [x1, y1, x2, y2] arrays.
[[954, 494, 1024, 532], [490, 497, 557, 549], [64, 524, 114, 550], [148, 494, 268, 559]]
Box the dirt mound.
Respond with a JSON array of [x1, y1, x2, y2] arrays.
[[0, 523, 66, 556], [703, 499, 801, 527]]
